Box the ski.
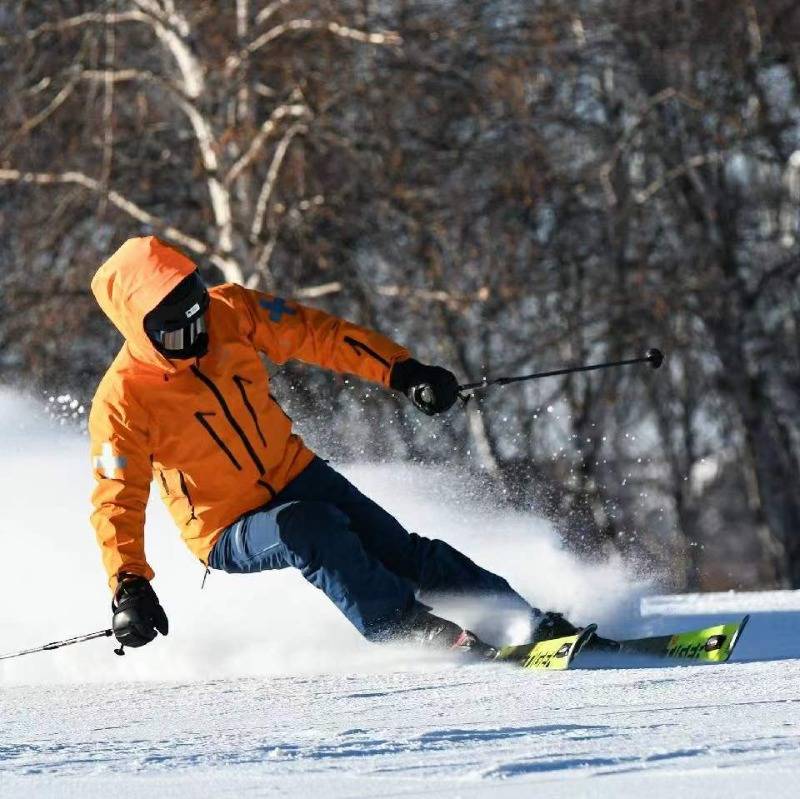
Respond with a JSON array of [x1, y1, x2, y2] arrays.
[[582, 615, 750, 664], [494, 623, 597, 670]]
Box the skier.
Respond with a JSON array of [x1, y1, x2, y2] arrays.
[[90, 236, 577, 657]]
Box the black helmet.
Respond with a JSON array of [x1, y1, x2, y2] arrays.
[[144, 272, 210, 359]]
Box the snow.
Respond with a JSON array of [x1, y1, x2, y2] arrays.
[[1, 390, 799, 798], [642, 589, 800, 614]]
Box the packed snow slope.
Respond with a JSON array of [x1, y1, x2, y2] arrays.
[[1, 390, 799, 798]]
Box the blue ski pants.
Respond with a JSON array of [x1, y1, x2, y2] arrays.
[[209, 457, 533, 640]]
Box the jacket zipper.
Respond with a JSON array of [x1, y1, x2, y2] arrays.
[[233, 374, 267, 446], [191, 365, 265, 475], [195, 411, 242, 470], [344, 335, 390, 368]]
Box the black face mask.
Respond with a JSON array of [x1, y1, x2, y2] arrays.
[[144, 272, 210, 360]]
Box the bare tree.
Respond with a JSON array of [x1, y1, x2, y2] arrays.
[[2, 0, 799, 588]]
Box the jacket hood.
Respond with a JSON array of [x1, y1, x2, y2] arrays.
[[92, 236, 198, 372]]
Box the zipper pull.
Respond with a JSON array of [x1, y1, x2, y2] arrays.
[[201, 563, 211, 590]]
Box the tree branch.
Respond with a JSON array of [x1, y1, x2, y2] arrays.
[[81, 67, 230, 256], [23, 11, 149, 40], [634, 153, 723, 205], [1, 76, 78, 158], [12, 4, 233, 255], [599, 87, 704, 206], [99, 9, 118, 215], [250, 120, 309, 239], [275, 281, 492, 304], [255, 0, 294, 26], [0, 168, 243, 282], [130, 0, 200, 97], [226, 19, 401, 75], [226, 102, 310, 187]]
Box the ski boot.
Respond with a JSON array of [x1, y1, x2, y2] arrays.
[[404, 609, 498, 660], [530, 611, 620, 652], [584, 633, 622, 653], [529, 610, 581, 645]]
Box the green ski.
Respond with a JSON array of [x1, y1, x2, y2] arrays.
[[494, 624, 597, 670], [582, 615, 750, 664]]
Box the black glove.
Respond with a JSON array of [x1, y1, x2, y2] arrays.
[[111, 575, 169, 648], [390, 358, 459, 416]]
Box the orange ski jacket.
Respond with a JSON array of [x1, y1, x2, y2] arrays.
[[89, 237, 411, 589]]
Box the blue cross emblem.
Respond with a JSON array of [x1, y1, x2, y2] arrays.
[[259, 296, 297, 322]]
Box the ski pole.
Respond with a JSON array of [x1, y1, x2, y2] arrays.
[[459, 347, 664, 395], [0, 628, 115, 662]]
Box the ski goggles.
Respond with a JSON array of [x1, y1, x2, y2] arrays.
[[150, 311, 207, 352], [144, 272, 210, 354]]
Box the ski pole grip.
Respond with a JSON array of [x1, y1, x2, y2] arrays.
[[647, 348, 664, 369], [412, 384, 435, 411]]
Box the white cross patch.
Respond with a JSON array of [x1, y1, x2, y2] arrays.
[[93, 442, 127, 478]]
